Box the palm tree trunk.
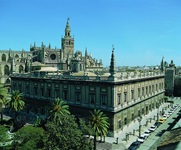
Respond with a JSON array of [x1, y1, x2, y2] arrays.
[[103, 136, 105, 143], [0, 110, 3, 123], [14, 111, 17, 122], [0, 104, 3, 123], [94, 135, 96, 150]]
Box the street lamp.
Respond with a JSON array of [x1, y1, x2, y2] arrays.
[[138, 116, 142, 137]]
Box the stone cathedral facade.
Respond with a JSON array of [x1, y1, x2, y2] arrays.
[[0, 19, 103, 86]]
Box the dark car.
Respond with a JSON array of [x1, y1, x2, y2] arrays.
[[128, 141, 141, 150], [154, 121, 161, 127]]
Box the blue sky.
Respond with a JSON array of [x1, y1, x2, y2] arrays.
[[0, 0, 181, 67]]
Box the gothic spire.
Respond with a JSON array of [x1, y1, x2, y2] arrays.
[[109, 46, 116, 76], [85, 47, 88, 57], [65, 18, 71, 37], [160, 56, 164, 72]]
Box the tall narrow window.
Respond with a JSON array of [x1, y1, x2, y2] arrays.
[[2, 54, 6, 62], [159, 83, 161, 90], [152, 85, 154, 93], [132, 113, 134, 121], [149, 86, 151, 94], [48, 89, 51, 97], [152, 103, 154, 109], [124, 92, 127, 102], [4, 65, 9, 75], [90, 94, 95, 104], [138, 110, 141, 117], [75, 92, 81, 101], [101, 95, 106, 105], [118, 120, 122, 129], [131, 90, 134, 100], [19, 85, 22, 93], [138, 88, 140, 97], [149, 104, 151, 111], [117, 94, 121, 105], [124, 117, 127, 125], [146, 87, 148, 95], [63, 90, 68, 100], [142, 87, 144, 96], [34, 87, 38, 96], [41, 88, 44, 96], [142, 108, 144, 115], [55, 90, 59, 98], [19, 65, 23, 73]]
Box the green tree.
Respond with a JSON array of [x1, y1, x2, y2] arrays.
[[79, 118, 94, 137], [0, 83, 10, 123], [0, 126, 9, 142], [90, 109, 110, 150], [48, 98, 70, 124], [13, 125, 44, 150], [6, 90, 25, 121], [44, 114, 93, 150]]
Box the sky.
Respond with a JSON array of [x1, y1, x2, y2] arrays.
[[0, 0, 181, 67]]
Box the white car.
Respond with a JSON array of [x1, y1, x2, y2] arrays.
[[149, 125, 157, 132], [164, 113, 170, 117], [137, 134, 147, 143], [168, 110, 174, 114], [163, 114, 168, 119], [162, 116, 167, 120], [144, 130, 151, 137]]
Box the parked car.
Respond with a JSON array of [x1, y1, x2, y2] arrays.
[[128, 141, 141, 150], [154, 122, 161, 127], [164, 113, 170, 117], [170, 108, 175, 112], [144, 130, 151, 137], [158, 118, 165, 124], [162, 114, 168, 119], [168, 110, 174, 115], [162, 116, 167, 120], [173, 105, 179, 109], [137, 134, 147, 143], [173, 105, 178, 110], [149, 125, 157, 132]]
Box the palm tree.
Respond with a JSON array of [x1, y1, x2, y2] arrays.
[[90, 109, 110, 150], [6, 90, 25, 121], [48, 97, 70, 124], [0, 83, 10, 123]]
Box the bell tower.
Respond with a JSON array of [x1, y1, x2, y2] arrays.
[[61, 18, 74, 59]]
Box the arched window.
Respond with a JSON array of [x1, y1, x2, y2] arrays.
[[73, 63, 76, 72], [4, 65, 9, 75], [6, 78, 10, 84], [19, 65, 23, 73], [2, 54, 6, 62], [15, 54, 19, 59], [80, 64, 83, 71]]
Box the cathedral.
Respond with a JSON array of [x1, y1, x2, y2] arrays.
[[0, 18, 103, 85]]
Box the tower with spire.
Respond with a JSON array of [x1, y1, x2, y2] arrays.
[[61, 18, 74, 59]]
